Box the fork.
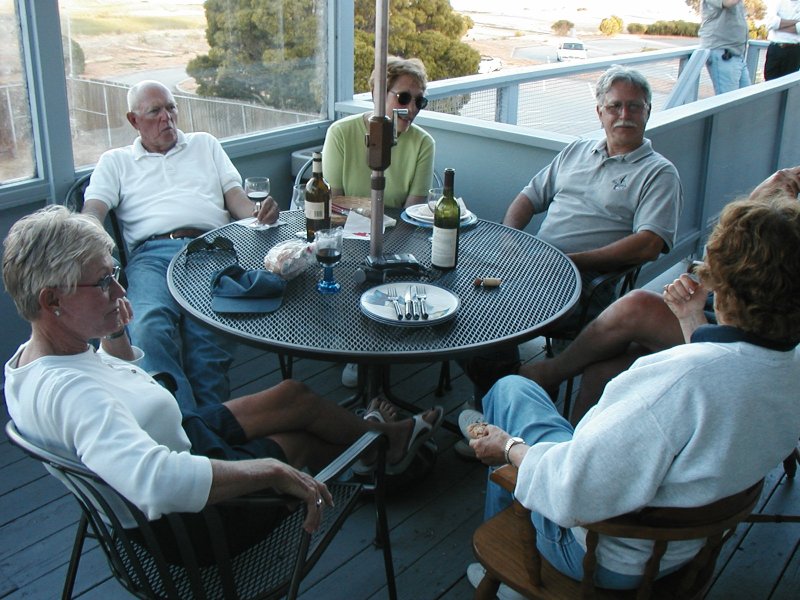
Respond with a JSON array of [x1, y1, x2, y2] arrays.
[[387, 287, 403, 320], [416, 285, 429, 319]]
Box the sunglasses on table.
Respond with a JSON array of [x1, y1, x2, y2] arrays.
[[389, 89, 429, 110], [185, 236, 238, 261], [75, 265, 121, 292]]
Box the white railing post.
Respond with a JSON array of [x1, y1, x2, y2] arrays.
[[496, 83, 519, 124]]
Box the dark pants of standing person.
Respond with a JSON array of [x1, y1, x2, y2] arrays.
[[764, 43, 800, 81]]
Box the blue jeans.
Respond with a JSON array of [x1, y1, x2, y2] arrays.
[[482, 375, 645, 589], [706, 49, 750, 95], [125, 239, 235, 410]]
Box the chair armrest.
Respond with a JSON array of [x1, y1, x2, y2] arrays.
[[490, 464, 519, 493], [222, 430, 386, 508], [584, 263, 642, 303], [315, 430, 386, 484]]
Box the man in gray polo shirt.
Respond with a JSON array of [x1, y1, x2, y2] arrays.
[[459, 66, 682, 433], [699, 0, 751, 94], [504, 65, 682, 316]]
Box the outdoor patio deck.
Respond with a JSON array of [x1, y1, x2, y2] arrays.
[[1, 275, 799, 599]]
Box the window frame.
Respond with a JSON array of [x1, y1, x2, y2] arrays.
[[1, 0, 354, 208]]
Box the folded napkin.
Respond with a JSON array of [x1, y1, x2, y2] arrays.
[[343, 211, 396, 240], [235, 217, 287, 230]]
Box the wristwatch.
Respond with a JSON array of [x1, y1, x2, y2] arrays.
[[503, 436, 525, 465]]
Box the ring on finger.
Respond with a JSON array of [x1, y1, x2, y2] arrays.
[[315, 497, 323, 508]]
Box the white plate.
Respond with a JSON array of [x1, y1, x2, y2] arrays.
[[359, 282, 460, 327], [405, 200, 473, 223], [400, 210, 478, 229]]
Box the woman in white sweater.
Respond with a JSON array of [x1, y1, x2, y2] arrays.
[[466, 194, 800, 591], [3, 205, 441, 560]]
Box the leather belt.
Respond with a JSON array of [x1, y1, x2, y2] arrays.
[[149, 228, 206, 241]]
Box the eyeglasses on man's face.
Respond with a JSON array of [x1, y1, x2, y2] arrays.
[[75, 265, 121, 292], [389, 90, 429, 110], [601, 100, 649, 116]]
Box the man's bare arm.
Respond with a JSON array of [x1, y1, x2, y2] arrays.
[[224, 186, 279, 224], [502, 192, 536, 230], [567, 230, 665, 273], [82, 198, 111, 223]]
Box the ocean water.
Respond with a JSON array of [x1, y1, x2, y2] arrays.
[[449, 0, 697, 24]]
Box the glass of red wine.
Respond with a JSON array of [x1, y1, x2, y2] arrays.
[[244, 177, 270, 216], [314, 227, 343, 294]]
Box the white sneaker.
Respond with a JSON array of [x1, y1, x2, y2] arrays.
[[458, 408, 485, 439], [341, 363, 358, 388], [466, 563, 526, 600]]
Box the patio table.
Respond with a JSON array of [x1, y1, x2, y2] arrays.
[[167, 210, 579, 365]]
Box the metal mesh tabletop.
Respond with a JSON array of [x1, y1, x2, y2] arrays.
[[167, 212, 580, 364]]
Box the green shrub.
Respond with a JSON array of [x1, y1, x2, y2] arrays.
[[627, 23, 647, 34], [62, 37, 85, 75], [599, 15, 623, 36], [552, 19, 574, 36], [749, 22, 768, 40], [645, 20, 700, 37]]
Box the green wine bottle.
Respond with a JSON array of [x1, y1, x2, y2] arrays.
[[304, 152, 330, 242], [431, 168, 460, 269]]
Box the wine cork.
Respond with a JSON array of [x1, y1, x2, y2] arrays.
[[474, 277, 502, 288]]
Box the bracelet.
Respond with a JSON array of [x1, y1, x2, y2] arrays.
[[104, 328, 127, 340]]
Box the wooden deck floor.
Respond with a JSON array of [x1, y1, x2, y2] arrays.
[[2, 337, 799, 599]]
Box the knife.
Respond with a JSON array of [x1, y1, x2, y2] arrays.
[[410, 285, 421, 319], [404, 287, 413, 320]]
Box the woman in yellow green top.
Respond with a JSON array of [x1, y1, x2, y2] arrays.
[[322, 56, 435, 209]]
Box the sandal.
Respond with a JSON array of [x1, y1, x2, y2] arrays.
[[356, 397, 397, 424], [352, 406, 443, 476], [386, 406, 444, 476]]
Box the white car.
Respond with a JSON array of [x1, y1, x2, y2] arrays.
[[557, 39, 588, 62], [478, 55, 503, 74]]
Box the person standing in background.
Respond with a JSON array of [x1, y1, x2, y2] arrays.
[[700, 0, 751, 93], [764, 0, 800, 80]]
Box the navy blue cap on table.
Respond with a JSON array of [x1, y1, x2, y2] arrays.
[[211, 265, 285, 313]]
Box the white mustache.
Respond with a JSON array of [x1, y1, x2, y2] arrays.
[[613, 120, 638, 127]]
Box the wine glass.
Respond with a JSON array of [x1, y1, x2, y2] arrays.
[[244, 177, 270, 215], [291, 183, 305, 211], [427, 187, 443, 218], [427, 188, 442, 241], [314, 227, 343, 294]]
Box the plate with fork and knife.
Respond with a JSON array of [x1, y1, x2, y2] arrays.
[[359, 282, 459, 327]]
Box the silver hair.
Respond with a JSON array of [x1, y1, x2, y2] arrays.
[[2, 205, 114, 321], [127, 80, 174, 113], [595, 65, 652, 106]]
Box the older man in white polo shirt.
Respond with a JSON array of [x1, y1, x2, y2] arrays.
[[83, 80, 279, 411]]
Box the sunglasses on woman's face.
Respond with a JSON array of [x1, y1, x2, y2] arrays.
[[389, 90, 429, 110]]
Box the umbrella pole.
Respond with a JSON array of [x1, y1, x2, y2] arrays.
[[367, 0, 391, 260]]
